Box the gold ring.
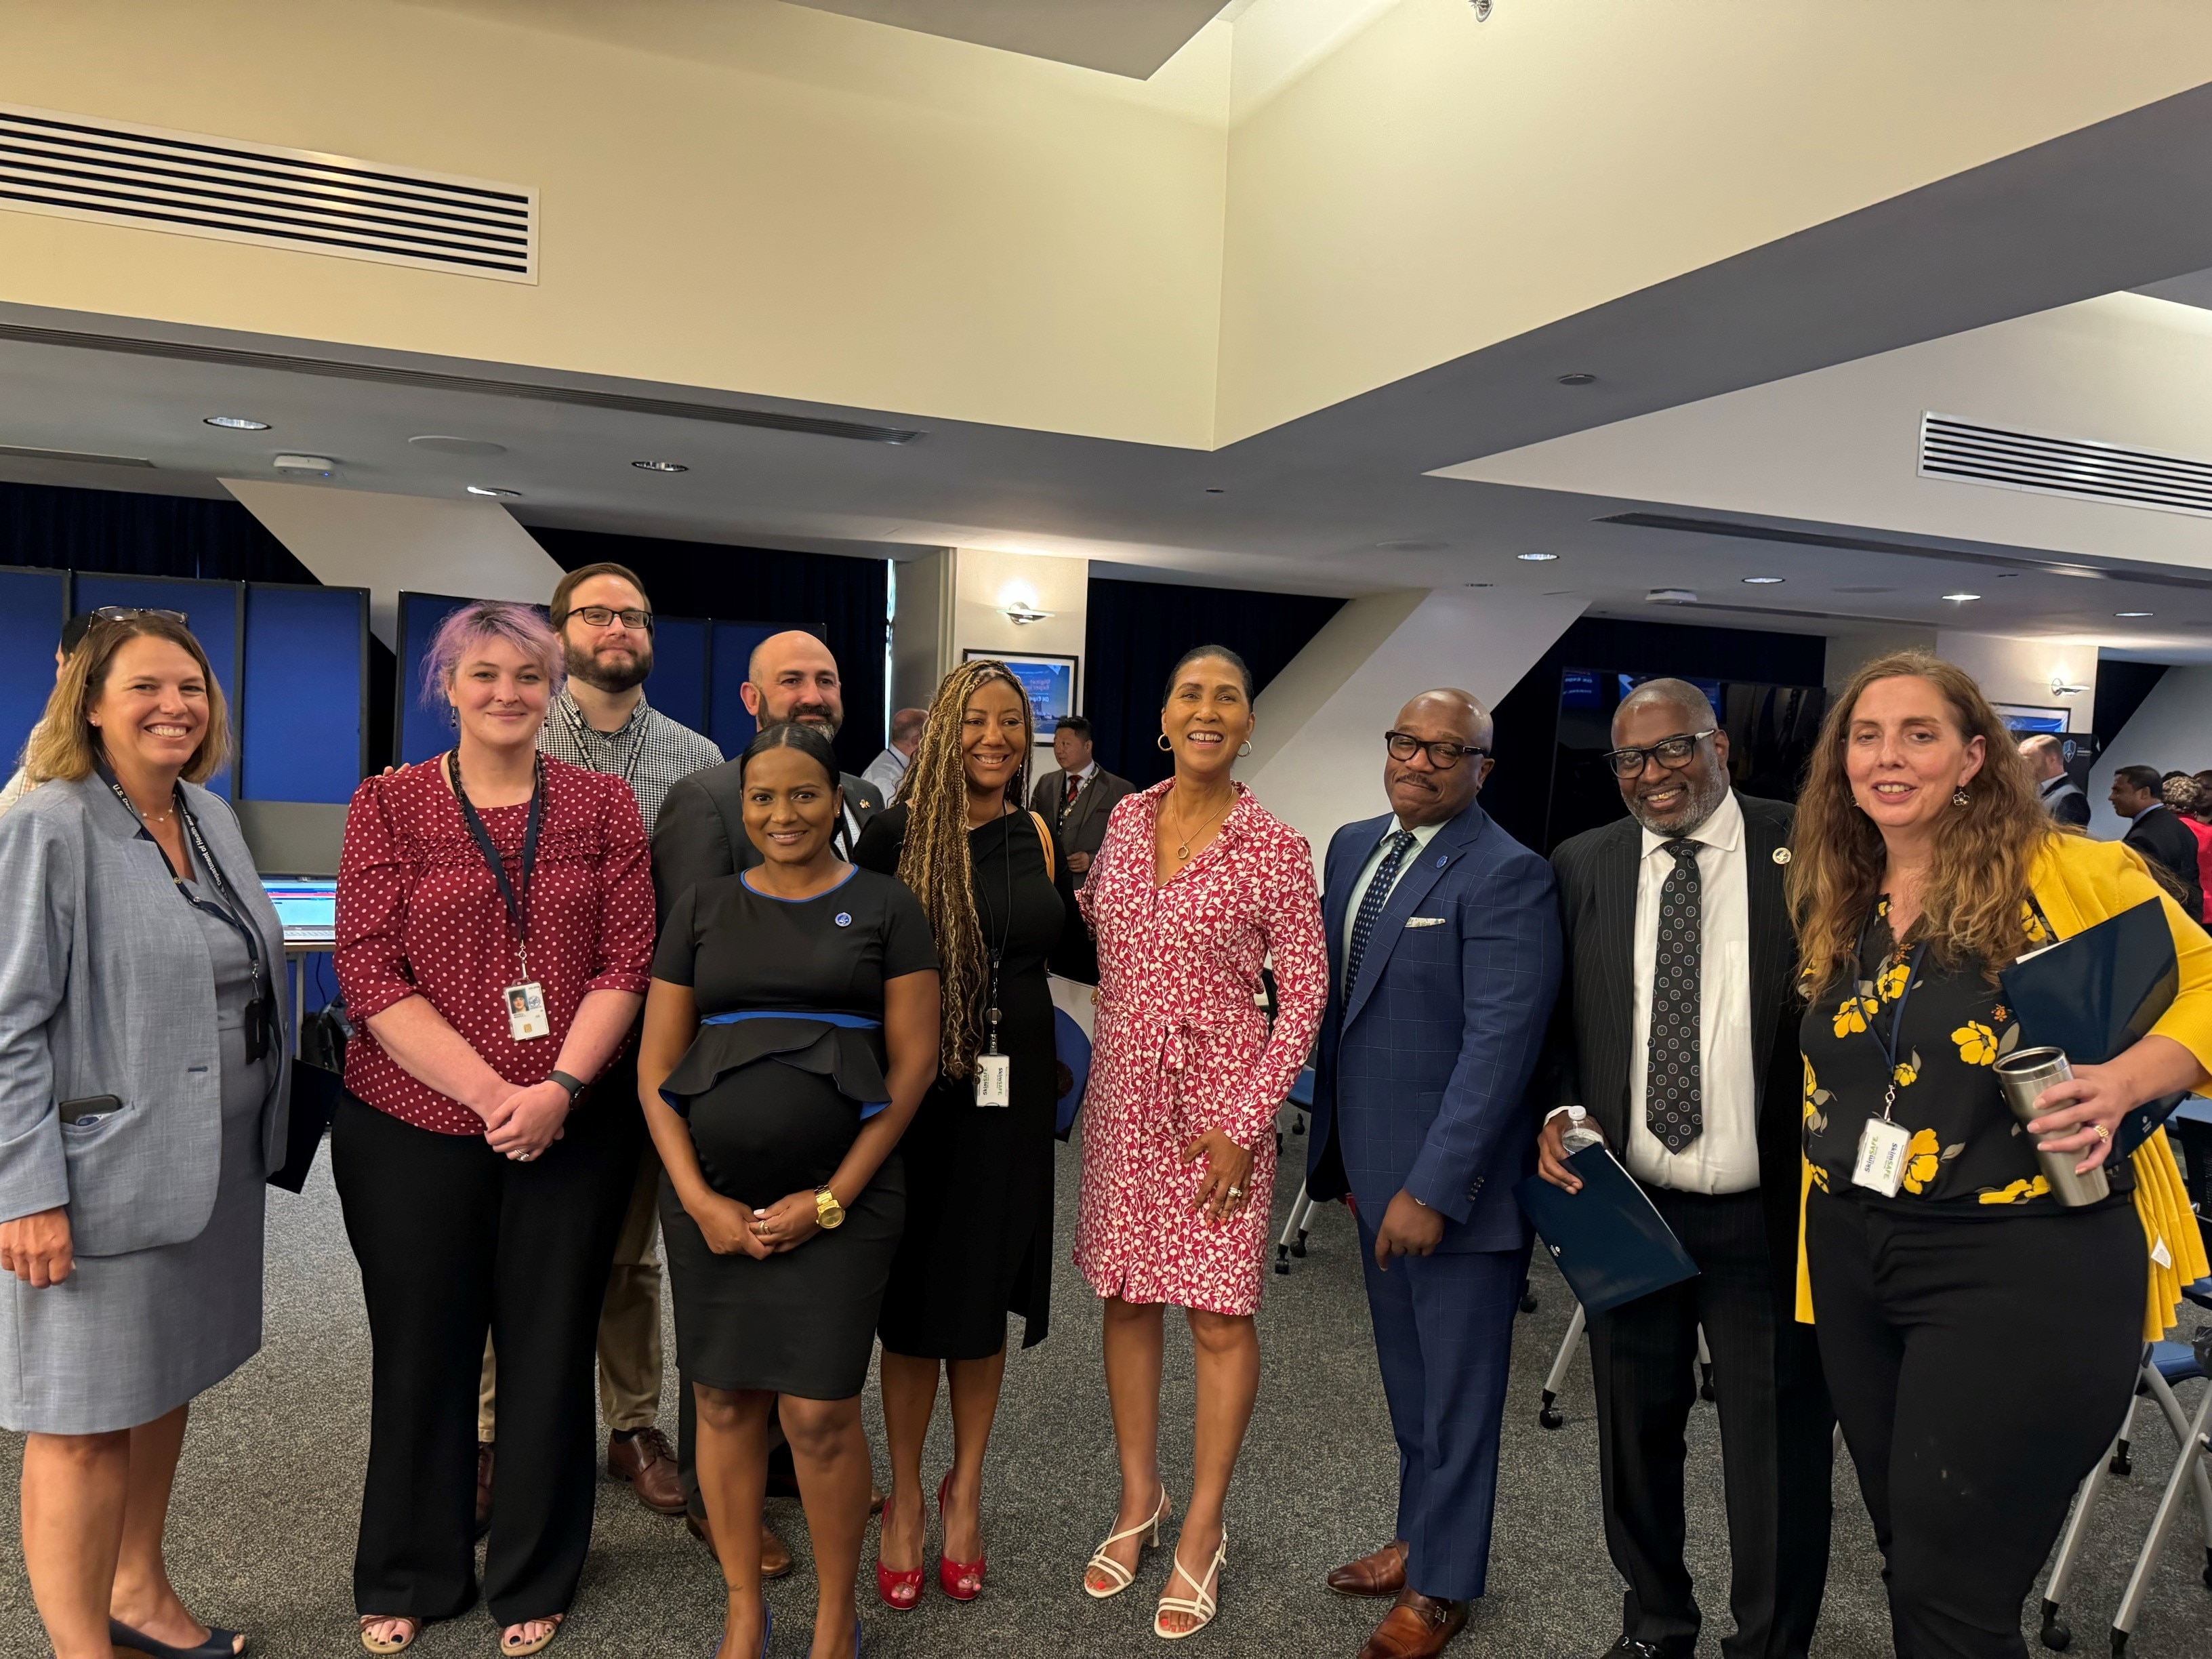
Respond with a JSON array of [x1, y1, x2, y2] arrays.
[[2093, 1124, 2110, 1142]]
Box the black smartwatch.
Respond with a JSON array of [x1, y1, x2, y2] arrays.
[[549, 1069, 586, 1106]]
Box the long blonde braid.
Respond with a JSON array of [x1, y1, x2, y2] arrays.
[[894, 659, 1035, 1078]]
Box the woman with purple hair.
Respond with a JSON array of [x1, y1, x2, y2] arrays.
[[333, 602, 656, 1657]]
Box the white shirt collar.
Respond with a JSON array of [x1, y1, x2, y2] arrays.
[[1380, 817, 1447, 852], [1638, 787, 1744, 862], [1071, 759, 1099, 783]]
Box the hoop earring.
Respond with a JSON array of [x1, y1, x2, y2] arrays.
[[1951, 786, 1970, 808], [1238, 740, 1252, 757], [1157, 733, 1173, 752]]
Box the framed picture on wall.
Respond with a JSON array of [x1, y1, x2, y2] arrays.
[[1994, 702, 2072, 735], [964, 648, 1078, 741]]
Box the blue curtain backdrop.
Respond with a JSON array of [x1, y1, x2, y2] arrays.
[[1082, 575, 1345, 788], [528, 526, 889, 775]]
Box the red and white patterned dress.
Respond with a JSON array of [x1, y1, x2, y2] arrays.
[[1074, 781, 1328, 1315]]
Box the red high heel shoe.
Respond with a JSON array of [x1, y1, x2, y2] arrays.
[[874, 1483, 924, 1612], [937, 1470, 986, 1601]]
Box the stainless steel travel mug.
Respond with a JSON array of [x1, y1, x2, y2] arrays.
[[1992, 1047, 2111, 1207]]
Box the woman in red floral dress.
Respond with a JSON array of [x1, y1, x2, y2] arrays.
[[1073, 646, 1327, 1641]]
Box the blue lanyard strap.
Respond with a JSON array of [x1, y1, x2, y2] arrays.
[[1853, 903, 1927, 1121]]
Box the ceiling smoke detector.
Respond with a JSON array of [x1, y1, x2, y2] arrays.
[[272, 453, 336, 476]]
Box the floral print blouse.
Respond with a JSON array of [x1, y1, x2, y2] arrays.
[[1799, 898, 2129, 1213]]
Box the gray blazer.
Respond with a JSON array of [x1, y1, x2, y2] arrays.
[[0, 775, 289, 1256]]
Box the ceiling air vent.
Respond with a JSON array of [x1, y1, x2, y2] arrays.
[[0, 103, 534, 281], [1919, 413, 2212, 518]]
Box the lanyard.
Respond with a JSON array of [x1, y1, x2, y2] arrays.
[[449, 750, 545, 980], [983, 808, 1017, 1057], [566, 697, 647, 790], [1853, 903, 1927, 1123]]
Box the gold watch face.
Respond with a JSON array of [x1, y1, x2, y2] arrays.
[[815, 1189, 845, 1229]]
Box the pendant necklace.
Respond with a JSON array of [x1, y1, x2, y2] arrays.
[[1168, 790, 1234, 862]]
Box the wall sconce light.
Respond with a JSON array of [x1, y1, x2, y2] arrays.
[[2051, 675, 2090, 697], [999, 584, 1053, 626]]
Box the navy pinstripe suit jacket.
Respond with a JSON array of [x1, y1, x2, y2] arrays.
[[1305, 801, 1562, 1253]]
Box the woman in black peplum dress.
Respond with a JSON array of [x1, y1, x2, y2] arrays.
[[855, 659, 1078, 1610], [638, 721, 939, 1659]]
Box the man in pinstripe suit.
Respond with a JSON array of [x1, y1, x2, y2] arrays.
[[1536, 679, 1832, 1659], [1306, 689, 1563, 1659]]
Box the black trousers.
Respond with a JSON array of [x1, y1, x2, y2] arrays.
[[1806, 1191, 2144, 1659], [1589, 1185, 1835, 1659], [334, 1090, 634, 1624]]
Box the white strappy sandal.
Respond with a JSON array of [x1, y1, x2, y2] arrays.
[[1083, 1488, 1172, 1600], [1153, 1525, 1226, 1641]]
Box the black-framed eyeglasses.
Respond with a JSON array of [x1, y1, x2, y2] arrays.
[[1603, 729, 1717, 778], [1385, 731, 1488, 770], [92, 605, 188, 626], [562, 605, 654, 633]]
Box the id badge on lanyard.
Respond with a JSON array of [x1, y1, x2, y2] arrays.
[[1851, 935, 1927, 1197], [451, 752, 550, 1040]]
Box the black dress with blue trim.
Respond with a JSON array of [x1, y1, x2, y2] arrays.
[[652, 865, 937, 1398]]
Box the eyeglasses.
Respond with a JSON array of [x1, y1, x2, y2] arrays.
[[1385, 731, 1489, 770], [1603, 729, 1717, 778], [91, 605, 188, 626], [562, 605, 653, 633]]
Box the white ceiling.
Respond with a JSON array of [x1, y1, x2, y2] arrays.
[[9, 80, 2212, 653], [778, 0, 1234, 78]]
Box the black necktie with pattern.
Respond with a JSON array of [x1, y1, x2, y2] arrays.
[[1346, 829, 1416, 996], [1645, 836, 1704, 1155]]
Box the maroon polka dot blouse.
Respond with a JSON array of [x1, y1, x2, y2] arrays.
[[335, 755, 655, 1134]]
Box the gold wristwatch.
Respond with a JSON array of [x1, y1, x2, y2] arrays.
[[813, 1185, 846, 1230]]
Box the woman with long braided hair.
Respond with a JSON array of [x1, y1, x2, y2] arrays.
[[853, 659, 1079, 1610]]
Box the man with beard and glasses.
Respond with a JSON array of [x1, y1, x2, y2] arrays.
[[468, 565, 722, 1540], [1537, 680, 1833, 1659], [648, 628, 886, 1565]]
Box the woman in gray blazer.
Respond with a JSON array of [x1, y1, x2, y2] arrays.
[[0, 611, 289, 1659]]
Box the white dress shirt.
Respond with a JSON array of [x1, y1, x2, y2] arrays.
[[1625, 790, 1759, 1194], [1341, 817, 1445, 989]]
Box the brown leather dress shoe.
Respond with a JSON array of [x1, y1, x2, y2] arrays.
[[684, 1509, 794, 1580], [1357, 1590, 1469, 1659], [1327, 1540, 1408, 1599], [607, 1428, 687, 1515], [474, 1441, 495, 1540]]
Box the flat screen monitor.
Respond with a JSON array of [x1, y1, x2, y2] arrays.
[[262, 876, 337, 945]]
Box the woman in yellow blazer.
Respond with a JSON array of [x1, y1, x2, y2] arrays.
[[1790, 651, 2209, 1659]]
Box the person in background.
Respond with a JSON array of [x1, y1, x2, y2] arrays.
[[1537, 679, 1833, 1659], [0, 610, 100, 820], [1027, 714, 1134, 888], [334, 602, 653, 1658], [856, 662, 1078, 1611], [0, 611, 289, 1659], [861, 706, 926, 801], [2108, 763, 2203, 917], [1075, 645, 1328, 1640], [2159, 773, 2212, 926], [2017, 734, 2088, 828], [638, 720, 939, 1659], [1793, 652, 2210, 1658], [489, 563, 720, 1528], [1305, 691, 1560, 1659]]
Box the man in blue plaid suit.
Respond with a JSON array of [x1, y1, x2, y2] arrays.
[[1306, 689, 1563, 1659]]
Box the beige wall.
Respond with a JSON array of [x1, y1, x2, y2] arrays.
[[890, 547, 1089, 724]]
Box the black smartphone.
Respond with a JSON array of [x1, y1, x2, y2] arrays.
[[58, 1094, 122, 1125]]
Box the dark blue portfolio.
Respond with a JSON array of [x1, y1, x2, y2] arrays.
[[1515, 1145, 1700, 1315]]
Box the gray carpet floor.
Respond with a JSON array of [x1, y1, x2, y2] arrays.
[[3, 1117, 2209, 1658]]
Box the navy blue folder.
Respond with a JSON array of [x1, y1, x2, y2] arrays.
[[1999, 897, 2179, 1159], [1514, 1146, 1700, 1314]]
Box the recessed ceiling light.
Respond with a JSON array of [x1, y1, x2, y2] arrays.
[[632, 459, 689, 473], [203, 415, 269, 430], [466, 485, 520, 499], [1942, 592, 1982, 602], [1742, 576, 1784, 585], [2115, 610, 2154, 618], [1557, 372, 1597, 386], [1517, 551, 1559, 562]]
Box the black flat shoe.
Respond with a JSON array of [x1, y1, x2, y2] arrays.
[[110, 1618, 247, 1659]]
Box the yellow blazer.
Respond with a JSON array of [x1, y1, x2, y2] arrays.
[[1797, 832, 2212, 1338]]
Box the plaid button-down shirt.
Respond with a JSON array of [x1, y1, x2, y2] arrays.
[[537, 687, 722, 838]]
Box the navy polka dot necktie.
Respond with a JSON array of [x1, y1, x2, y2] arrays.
[[1645, 837, 1704, 1155], [1345, 829, 1416, 995]]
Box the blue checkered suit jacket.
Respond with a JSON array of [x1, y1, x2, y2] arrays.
[[1305, 802, 1562, 1252]]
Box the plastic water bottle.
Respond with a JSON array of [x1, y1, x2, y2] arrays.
[[1560, 1105, 1603, 1154]]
